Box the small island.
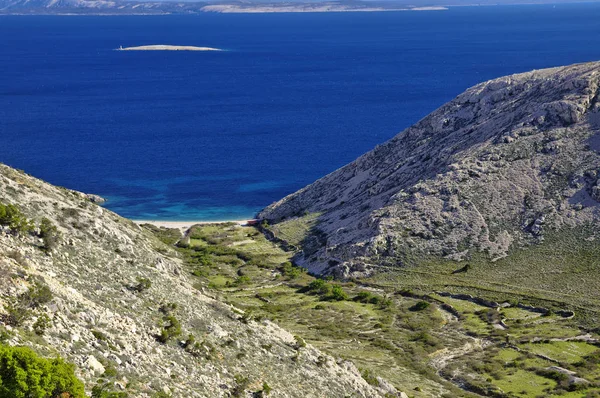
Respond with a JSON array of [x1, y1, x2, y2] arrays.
[[116, 45, 223, 51]]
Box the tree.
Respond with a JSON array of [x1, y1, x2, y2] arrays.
[[0, 344, 85, 398]]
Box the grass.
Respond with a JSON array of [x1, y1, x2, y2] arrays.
[[495, 348, 520, 362], [367, 226, 600, 326], [489, 369, 556, 396], [501, 307, 542, 320], [430, 294, 489, 313], [146, 223, 600, 398], [519, 341, 599, 364], [266, 212, 320, 248]]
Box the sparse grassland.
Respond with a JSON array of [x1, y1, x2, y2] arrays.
[[148, 223, 600, 398]]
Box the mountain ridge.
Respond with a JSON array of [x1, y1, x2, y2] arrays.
[[259, 61, 600, 276]]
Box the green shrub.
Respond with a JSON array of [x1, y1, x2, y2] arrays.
[[3, 301, 31, 327], [326, 285, 348, 301], [132, 277, 152, 293], [23, 282, 54, 309], [410, 331, 440, 348], [354, 291, 375, 303], [91, 380, 128, 398], [33, 314, 51, 336], [3, 281, 54, 327], [361, 368, 379, 386], [306, 279, 332, 296], [0, 328, 13, 344], [91, 330, 108, 341], [294, 335, 306, 349], [410, 301, 430, 311], [231, 374, 250, 397], [0, 344, 85, 398], [228, 275, 250, 287], [159, 303, 178, 315], [39, 218, 60, 252], [279, 262, 306, 280], [157, 315, 182, 344], [254, 382, 272, 397], [0, 203, 34, 235]]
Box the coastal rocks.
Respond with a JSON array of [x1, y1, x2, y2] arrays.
[[259, 61, 600, 276], [85, 194, 106, 204]]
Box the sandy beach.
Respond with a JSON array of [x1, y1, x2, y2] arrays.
[[134, 219, 256, 230]]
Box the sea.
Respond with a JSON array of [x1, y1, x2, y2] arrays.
[[1, 4, 600, 221]]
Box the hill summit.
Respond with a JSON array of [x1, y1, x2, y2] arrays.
[[259, 61, 600, 276]]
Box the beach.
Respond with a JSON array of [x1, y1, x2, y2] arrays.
[[134, 219, 255, 230]]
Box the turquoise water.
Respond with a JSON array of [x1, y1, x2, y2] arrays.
[[1, 5, 600, 220]]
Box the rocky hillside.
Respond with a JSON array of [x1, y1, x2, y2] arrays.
[[259, 61, 600, 276], [0, 164, 387, 397]]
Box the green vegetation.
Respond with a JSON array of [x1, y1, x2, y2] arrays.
[[0, 202, 34, 235], [146, 222, 600, 398], [157, 315, 182, 344], [0, 344, 85, 398], [132, 277, 152, 293], [520, 341, 599, 364], [3, 280, 53, 327], [39, 218, 60, 252], [265, 212, 320, 249]]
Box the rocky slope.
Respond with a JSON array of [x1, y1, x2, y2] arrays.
[[259, 61, 600, 276], [0, 164, 388, 397]]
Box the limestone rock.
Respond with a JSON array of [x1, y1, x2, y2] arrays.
[[259, 61, 600, 276]]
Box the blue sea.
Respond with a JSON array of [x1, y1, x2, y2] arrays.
[[1, 4, 600, 220]]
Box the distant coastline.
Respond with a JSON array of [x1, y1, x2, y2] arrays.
[[116, 45, 223, 51], [200, 5, 448, 13]]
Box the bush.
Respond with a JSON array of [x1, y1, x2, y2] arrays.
[[306, 279, 332, 296], [353, 291, 392, 308], [33, 314, 51, 336], [254, 382, 272, 397], [0, 328, 13, 344], [0, 344, 85, 398], [159, 302, 178, 315], [132, 277, 152, 293], [280, 262, 306, 280], [3, 281, 53, 327], [0, 203, 34, 235], [91, 380, 128, 398], [3, 301, 31, 327], [157, 315, 182, 343], [23, 282, 54, 309], [231, 374, 250, 398], [326, 285, 348, 301], [227, 275, 250, 287], [39, 218, 60, 252], [361, 368, 378, 386], [294, 335, 306, 349], [410, 301, 431, 311], [354, 291, 375, 303]]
